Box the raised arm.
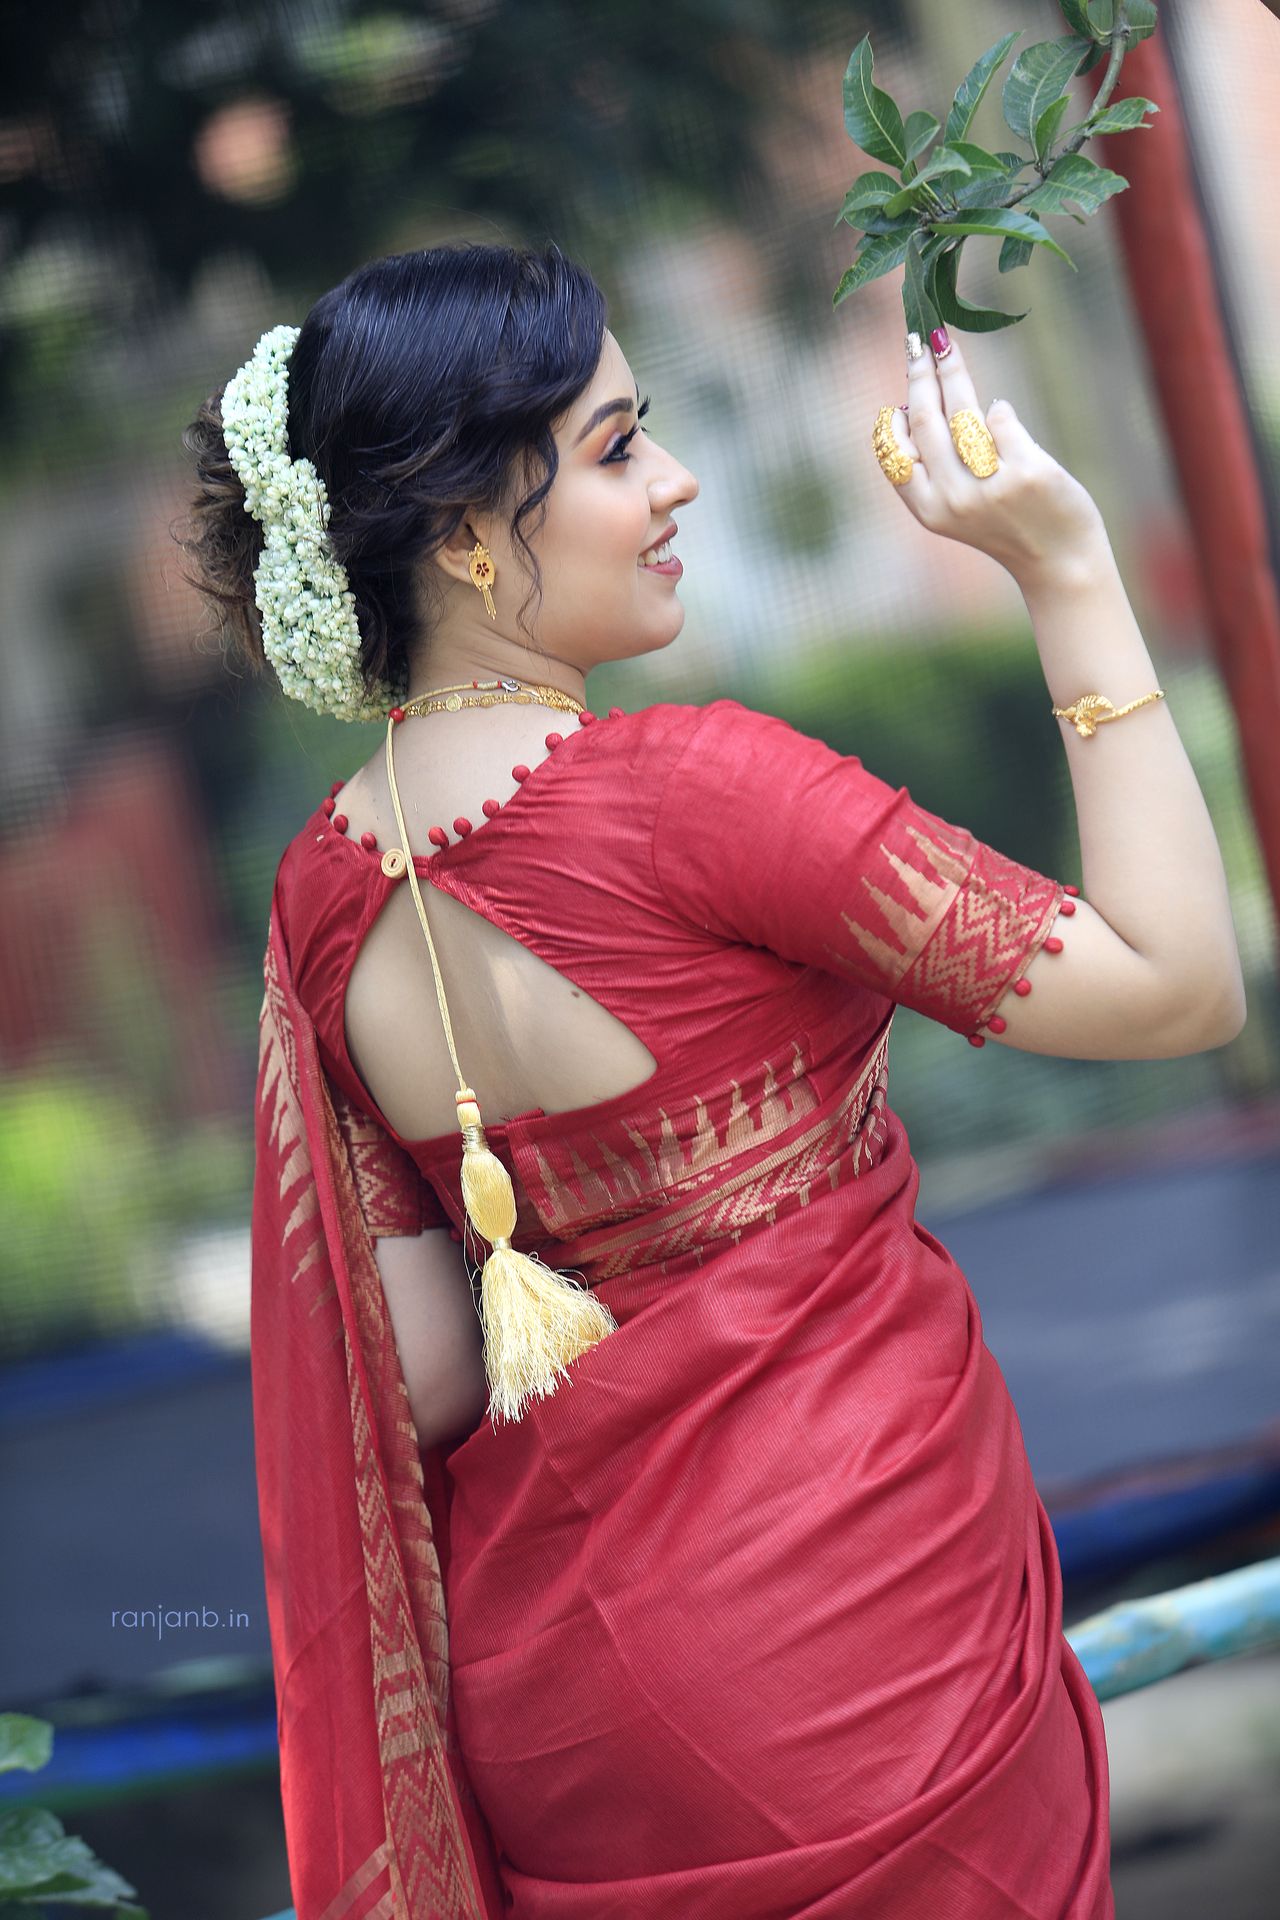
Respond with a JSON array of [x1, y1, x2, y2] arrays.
[[884, 327, 1246, 1060]]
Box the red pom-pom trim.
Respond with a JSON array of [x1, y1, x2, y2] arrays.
[[987, 1014, 1007, 1034], [428, 826, 449, 849], [482, 798, 500, 818], [512, 764, 530, 781], [360, 830, 377, 851], [1013, 978, 1032, 996], [967, 1033, 986, 1047], [1060, 898, 1077, 916], [322, 796, 336, 817], [454, 817, 473, 836], [1044, 936, 1064, 953], [332, 813, 349, 834], [545, 731, 563, 749], [1064, 883, 1080, 896]]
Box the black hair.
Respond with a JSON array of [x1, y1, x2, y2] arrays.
[[176, 240, 609, 698]]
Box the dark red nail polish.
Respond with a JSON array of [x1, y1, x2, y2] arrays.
[[930, 326, 951, 359]]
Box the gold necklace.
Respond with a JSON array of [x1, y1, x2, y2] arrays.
[[393, 675, 586, 719]]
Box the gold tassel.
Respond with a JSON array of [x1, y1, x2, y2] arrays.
[[456, 1090, 618, 1424], [381, 704, 617, 1426]]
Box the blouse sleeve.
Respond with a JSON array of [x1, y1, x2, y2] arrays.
[[329, 1078, 455, 1236], [652, 698, 1070, 1041]]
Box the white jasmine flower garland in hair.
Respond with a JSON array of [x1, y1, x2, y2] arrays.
[[220, 323, 406, 722]]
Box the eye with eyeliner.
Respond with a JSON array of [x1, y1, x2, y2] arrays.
[[602, 396, 652, 465]]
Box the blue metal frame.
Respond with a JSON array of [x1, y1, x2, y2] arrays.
[[1063, 1551, 1280, 1701]]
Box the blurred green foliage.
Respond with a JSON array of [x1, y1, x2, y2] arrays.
[[0, 1073, 250, 1360]]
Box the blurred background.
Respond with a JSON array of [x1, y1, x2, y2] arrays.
[[1, 2, 1277, 1915]]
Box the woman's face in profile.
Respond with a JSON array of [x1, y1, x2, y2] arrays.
[[528, 328, 700, 673]]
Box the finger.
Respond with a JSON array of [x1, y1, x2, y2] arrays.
[[890, 404, 922, 464], [905, 332, 957, 475], [891, 406, 938, 517], [984, 396, 1042, 463], [928, 325, 984, 426]]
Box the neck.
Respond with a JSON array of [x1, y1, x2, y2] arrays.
[[405, 645, 588, 709]]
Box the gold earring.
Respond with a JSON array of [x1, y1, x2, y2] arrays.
[[468, 540, 497, 620]]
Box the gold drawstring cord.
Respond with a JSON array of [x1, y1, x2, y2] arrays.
[[380, 700, 618, 1426]]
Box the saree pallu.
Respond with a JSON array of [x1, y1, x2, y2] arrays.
[[253, 694, 1113, 1918], [252, 905, 504, 1919]]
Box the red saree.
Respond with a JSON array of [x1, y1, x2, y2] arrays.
[[251, 696, 1113, 1918]]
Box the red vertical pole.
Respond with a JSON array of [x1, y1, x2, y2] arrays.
[[1093, 22, 1280, 928]]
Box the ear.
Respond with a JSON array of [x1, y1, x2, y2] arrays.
[[434, 514, 494, 590]]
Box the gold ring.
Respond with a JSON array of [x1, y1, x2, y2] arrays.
[[872, 405, 913, 487], [948, 408, 999, 478]]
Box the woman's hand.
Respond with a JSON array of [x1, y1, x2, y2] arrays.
[[883, 327, 1109, 589]]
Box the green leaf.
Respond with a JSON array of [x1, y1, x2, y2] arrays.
[[1080, 95, 1160, 134], [881, 181, 932, 217], [1125, 0, 1159, 45], [931, 243, 1029, 331], [833, 230, 913, 307], [1080, 0, 1157, 44], [902, 231, 941, 340], [903, 110, 941, 165], [843, 35, 907, 168], [949, 154, 1027, 210], [1001, 37, 1091, 144], [1019, 151, 1129, 216], [0, 1806, 143, 1906], [932, 206, 1077, 266], [999, 236, 1036, 272], [882, 145, 975, 216], [1073, 39, 1109, 76], [836, 170, 907, 229], [932, 141, 1008, 177], [1033, 92, 1071, 164], [1058, 0, 1096, 36], [915, 146, 973, 183], [0, 1715, 54, 1776], [944, 31, 1020, 144]]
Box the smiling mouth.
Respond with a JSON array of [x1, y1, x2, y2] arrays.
[[638, 540, 676, 568]]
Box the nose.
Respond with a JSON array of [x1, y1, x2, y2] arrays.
[[655, 449, 699, 509]]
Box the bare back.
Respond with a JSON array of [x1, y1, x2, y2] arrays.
[[336, 705, 657, 1143]]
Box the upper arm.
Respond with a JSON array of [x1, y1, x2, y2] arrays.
[[979, 895, 1245, 1060], [328, 1073, 490, 1446], [374, 1230, 490, 1450], [652, 698, 1242, 1062]]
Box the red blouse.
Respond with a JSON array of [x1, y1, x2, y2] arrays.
[[274, 695, 1068, 1252]]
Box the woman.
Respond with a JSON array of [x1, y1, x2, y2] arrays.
[[182, 242, 1245, 1919]]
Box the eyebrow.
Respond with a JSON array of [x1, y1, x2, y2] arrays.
[[573, 379, 641, 447]]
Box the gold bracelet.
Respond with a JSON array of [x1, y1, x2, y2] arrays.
[[1050, 690, 1166, 738]]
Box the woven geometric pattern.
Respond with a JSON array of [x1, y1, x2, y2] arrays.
[[330, 1078, 433, 1239], [824, 809, 1065, 1035]]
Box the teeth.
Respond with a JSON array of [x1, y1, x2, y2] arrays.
[[639, 541, 673, 567]]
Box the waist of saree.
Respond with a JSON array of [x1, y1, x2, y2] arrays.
[[518, 1013, 894, 1283]]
